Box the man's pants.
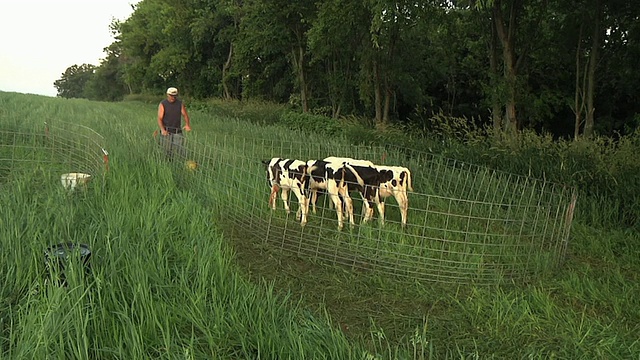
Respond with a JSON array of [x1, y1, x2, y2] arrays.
[[159, 132, 186, 160]]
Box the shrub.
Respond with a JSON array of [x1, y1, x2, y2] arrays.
[[193, 99, 640, 229], [279, 111, 343, 136], [123, 93, 162, 104], [189, 99, 287, 125]]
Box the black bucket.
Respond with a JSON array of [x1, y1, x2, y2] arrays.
[[44, 243, 91, 286]]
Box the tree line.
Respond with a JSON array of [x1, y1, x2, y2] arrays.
[[54, 0, 640, 139]]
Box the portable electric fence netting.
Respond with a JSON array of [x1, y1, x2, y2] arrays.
[[0, 120, 108, 191], [155, 132, 577, 285]]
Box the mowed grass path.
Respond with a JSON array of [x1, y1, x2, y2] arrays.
[[1, 92, 639, 359]]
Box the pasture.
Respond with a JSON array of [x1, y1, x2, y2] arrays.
[[1, 91, 639, 358], [188, 133, 574, 285]]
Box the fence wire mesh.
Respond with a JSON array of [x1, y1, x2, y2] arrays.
[[0, 120, 108, 191], [156, 131, 577, 285], [1, 119, 576, 285]]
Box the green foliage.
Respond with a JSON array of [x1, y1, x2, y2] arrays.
[[563, 134, 640, 227], [84, 47, 129, 102], [280, 111, 343, 136], [3, 93, 640, 358], [48, 0, 640, 141], [325, 107, 640, 229], [415, 123, 640, 228], [407, 109, 484, 143], [189, 98, 287, 125], [123, 93, 163, 104], [52, 48, 127, 102], [53, 64, 96, 99], [116, 0, 166, 91], [254, 100, 640, 230], [232, 0, 316, 104]]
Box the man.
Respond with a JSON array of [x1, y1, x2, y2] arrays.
[[157, 87, 191, 159]]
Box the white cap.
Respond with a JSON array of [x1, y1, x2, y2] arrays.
[[166, 87, 178, 95]]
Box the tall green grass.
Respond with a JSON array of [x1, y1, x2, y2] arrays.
[[1, 91, 639, 358], [1, 93, 365, 358]]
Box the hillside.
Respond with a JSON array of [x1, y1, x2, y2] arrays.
[[1, 92, 639, 358]]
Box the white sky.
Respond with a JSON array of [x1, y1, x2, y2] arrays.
[[0, 0, 138, 97]]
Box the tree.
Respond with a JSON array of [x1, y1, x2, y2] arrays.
[[308, 0, 370, 117], [489, 0, 532, 132], [84, 43, 129, 101], [364, 0, 404, 125], [116, 0, 166, 93], [585, 0, 640, 136], [91, 0, 639, 138], [217, 0, 243, 100], [53, 64, 95, 99], [236, 0, 317, 111], [584, 0, 602, 137], [560, 0, 640, 138], [465, 0, 548, 132], [362, 1, 441, 126]]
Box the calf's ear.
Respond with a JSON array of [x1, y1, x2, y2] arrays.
[[383, 170, 394, 181]]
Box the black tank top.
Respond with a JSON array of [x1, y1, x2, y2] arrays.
[[161, 99, 183, 133]]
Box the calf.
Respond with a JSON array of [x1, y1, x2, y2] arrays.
[[306, 159, 330, 214], [344, 163, 390, 225], [262, 157, 310, 226], [307, 157, 373, 214], [306, 159, 355, 230], [323, 156, 387, 226], [323, 156, 375, 167], [324, 157, 414, 227], [376, 165, 413, 227]]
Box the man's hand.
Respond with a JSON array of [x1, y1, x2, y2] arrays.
[[161, 128, 169, 136], [183, 125, 192, 132]]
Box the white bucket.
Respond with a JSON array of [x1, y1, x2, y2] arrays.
[[60, 173, 92, 191]]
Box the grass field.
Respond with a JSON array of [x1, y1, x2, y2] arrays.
[[1, 91, 639, 359]]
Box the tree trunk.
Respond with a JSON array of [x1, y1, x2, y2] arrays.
[[489, 17, 503, 131], [505, 69, 517, 132], [327, 58, 343, 119], [584, 0, 601, 138], [292, 45, 309, 113], [333, 103, 341, 119], [573, 24, 585, 140], [383, 85, 391, 124], [373, 60, 383, 124], [382, 15, 399, 126], [222, 42, 233, 100], [381, 72, 392, 125], [493, 0, 520, 132]]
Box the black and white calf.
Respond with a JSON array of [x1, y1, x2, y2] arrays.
[[322, 157, 386, 227], [305, 159, 330, 214], [375, 165, 413, 227], [306, 159, 355, 230], [262, 157, 310, 226], [306, 157, 373, 213], [323, 156, 375, 167], [323, 157, 414, 228]]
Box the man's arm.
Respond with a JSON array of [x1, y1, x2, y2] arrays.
[[182, 103, 191, 131], [157, 103, 168, 135]]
